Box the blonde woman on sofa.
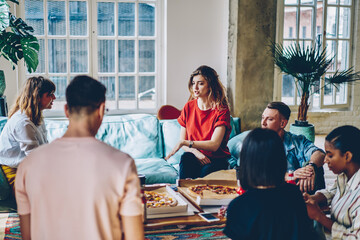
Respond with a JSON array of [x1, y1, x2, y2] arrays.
[[165, 65, 232, 179], [0, 76, 56, 189]]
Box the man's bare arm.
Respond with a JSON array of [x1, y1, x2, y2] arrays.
[[19, 214, 31, 240], [122, 215, 144, 240]]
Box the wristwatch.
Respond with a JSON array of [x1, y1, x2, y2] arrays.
[[188, 140, 194, 148], [306, 162, 318, 171]]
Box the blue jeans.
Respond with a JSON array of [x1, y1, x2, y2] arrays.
[[179, 152, 229, 179]]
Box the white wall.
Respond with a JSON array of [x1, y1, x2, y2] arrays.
[[166, 0, 229, 109]]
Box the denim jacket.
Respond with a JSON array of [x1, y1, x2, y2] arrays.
[[283, 131, 324, 171]]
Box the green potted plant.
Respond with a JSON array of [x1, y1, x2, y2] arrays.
[[270, 42, 360, 141], [0, 0, 39, 116]]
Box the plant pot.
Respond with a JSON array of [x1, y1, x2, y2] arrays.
[[0, 96, 8, 117], [289, 122, 315, 143]]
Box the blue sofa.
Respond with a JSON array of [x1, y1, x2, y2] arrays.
[[0, 114, 241, 211]]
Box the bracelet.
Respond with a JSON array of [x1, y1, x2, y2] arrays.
[[188, 140, 194, 148]]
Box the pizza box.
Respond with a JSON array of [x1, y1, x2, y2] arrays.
[[177, 179, 238, 207], [145, 185, 188, 215]]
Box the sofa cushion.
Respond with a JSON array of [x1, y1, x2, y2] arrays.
[[161, 119, 184, 167], [97, 114, 163, 159], [134, 158, 178, 184], [46, 114, 163, 159]]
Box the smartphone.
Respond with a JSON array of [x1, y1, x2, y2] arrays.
[[198, 213, 220, 222]]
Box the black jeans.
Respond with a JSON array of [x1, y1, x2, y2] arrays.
[[179, 152, 229, 179]]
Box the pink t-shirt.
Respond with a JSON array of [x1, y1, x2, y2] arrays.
[[15, 137, 142, 240]]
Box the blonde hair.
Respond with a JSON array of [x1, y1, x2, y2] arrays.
[[187, 65, 229, 110], [8, 76, 56, 126]]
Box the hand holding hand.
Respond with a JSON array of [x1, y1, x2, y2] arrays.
[[294, 165, 314, 180], [297, 173, 315, 192]]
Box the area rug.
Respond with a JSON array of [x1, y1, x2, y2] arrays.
[[145, 224, 230, 240], [0, 213, 230, 240]]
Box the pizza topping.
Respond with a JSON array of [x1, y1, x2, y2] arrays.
[[188, 184, 237, 197], [145, 191, 178, 208]]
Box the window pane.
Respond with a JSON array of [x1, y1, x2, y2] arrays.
[[300, 7, 313, 39], [99, 76, 115, 100], [283, 40, 296, 49], [328, 0, 338, 4], [139, 3, 155, 36], [139, 40, 155, 72], [324, 76, 334, 105], [285, 0, 298, 4], [340, 0, 351, 6], [312, 80, 320, 108], [282, 75, 295, 105], [335, 83, 347, 104], [139, 76, 155, 109], [315, 1, 323, 47], [301, 0, 314, 4], [48, 39, 67, 73], [119, 76, 136, 109], [339, 7, 350, 38], [284, 7, 297, 39], [51, 76, 67, 100], [299, 40, 312, 50], [97, 2, 114, 36], [48, 0, 66, 35], [98, 40, 115, 73], [70, 39, 88, 73], [118, 2, 135, 36], [119, 40, 135, 72], [326, 7, 337, 38], [69, 1, 87, 36], [337, 40, 349, 71], [25, 0, 44, 35], [326, 40, 336, 71], [35, 39, 45, 73]]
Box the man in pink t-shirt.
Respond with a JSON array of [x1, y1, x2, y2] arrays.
[[15, 75, 144, 240]]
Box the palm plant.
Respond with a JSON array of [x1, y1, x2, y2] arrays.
[[270, 42, 360, 123], [0, 0, 39, 97]]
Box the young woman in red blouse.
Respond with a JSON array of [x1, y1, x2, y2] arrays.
[[165, 65, 232, 179]]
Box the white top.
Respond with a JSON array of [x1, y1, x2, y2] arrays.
[[15, 137, 142, 240], [317, 169, 360, 239], [0, 110, 48, 167]]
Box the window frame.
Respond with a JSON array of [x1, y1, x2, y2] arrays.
[[18, 0, 164, 117], [275, 0, 355, 112]]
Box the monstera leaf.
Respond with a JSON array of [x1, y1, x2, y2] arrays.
[[0, 1, 39, 73]]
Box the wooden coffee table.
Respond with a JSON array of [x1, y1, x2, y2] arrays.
[[145, 213, 226, 230]]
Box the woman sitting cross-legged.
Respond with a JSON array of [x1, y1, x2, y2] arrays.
[[224, 128, 316, 240], [304, 125, 360, 239], [165, 65, 232, 179], [0, 76, 56, 190]]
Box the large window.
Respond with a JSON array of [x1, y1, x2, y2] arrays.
[[278, 0, 353, 110], [22, 0, 162, 113]]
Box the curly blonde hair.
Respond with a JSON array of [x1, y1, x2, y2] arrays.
[[187, 65, 229, 110], [8, 76, 56, 126]]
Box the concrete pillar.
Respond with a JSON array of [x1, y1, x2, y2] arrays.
[[228, 0, 277, 131]]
